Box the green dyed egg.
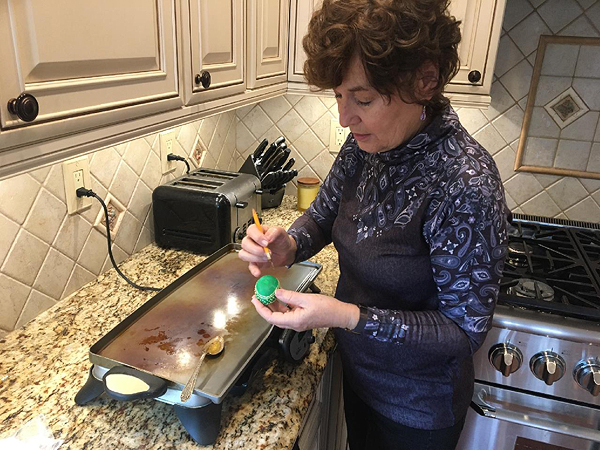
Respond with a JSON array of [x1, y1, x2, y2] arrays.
[[255, 275, 280, 305]]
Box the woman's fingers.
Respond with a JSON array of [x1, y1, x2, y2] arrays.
[[274, 289, 305, 307]]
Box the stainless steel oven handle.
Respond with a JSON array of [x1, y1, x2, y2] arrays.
[[471, 389, 600, 442]]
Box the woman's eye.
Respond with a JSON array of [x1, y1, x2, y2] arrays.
[[356, 99, 372, 106]]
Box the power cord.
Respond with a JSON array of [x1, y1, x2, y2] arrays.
[[167, 153, 190, 174], [76, 187, 161, 292]]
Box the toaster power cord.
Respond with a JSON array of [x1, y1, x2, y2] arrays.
[[167, 153, 190, 174], [76, 187, 161, 292]]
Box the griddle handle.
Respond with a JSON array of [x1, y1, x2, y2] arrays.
[[102, 366, 168, 401], [308, 282, 320, 293], [174, 402, 223, 445], [75, 367, 105, 405]]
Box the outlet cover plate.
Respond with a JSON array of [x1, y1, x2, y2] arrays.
[[93, 194, 126, 237], [62, 156, 92, 214], [159, 130, 177, 174], [329, 119, 350, 153], [192, 135, 207, 168]]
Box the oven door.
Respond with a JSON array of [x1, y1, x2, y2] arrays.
[[456, 382, 600, 450]]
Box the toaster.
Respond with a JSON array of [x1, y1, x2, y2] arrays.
[[152, 168, 261, 254]]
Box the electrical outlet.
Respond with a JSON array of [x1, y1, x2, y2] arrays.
[[159, 130, 177, 174], [62, 156, 92, 214], [192, 135, 207, 168], [329, 119, 350, 152]]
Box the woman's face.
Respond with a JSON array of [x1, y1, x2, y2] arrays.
[[334, 56, 425, 154]]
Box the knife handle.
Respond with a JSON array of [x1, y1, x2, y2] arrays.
[[257, 142, 277, 167], [261, 148, 284, 176], [282, 158, 295, 171], [253, 139, 268, 159], [271, 148, 291, 172]]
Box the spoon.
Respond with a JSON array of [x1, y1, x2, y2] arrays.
[[180, 335, 225, 402]]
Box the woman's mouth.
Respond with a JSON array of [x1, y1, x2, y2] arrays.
[[352, 133, 370, 141]]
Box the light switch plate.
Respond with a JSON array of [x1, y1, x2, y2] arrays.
[[62, 156, 92, 214], [329, 119, 350, 153], [159, 130, 177, 174]]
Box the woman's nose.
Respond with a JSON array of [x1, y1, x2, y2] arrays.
[[338, 102, 359, 128]]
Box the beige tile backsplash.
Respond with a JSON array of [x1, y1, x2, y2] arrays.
[[2, 0, 600, 335], [0, 111, 238, 335]]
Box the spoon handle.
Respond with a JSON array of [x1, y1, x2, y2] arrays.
[[180, 351, 208, 402]]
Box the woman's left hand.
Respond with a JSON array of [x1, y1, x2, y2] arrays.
[[251, 289, 359, 331]]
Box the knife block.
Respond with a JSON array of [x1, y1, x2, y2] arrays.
[[238, 154, 285, 209]]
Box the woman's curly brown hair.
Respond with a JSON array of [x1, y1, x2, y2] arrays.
[[302, 0, 461, 114]]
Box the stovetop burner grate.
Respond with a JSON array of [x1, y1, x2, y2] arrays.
[[500, 215, 600, 320]]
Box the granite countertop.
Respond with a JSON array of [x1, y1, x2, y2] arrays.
[[0, 196, 340, 449]]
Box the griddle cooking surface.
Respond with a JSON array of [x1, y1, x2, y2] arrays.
[[91, 248, 320, 401]]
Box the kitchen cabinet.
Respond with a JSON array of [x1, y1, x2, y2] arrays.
[[184, 0, 246, 104], [446, 0, 506, 107], [184, 0, 289, 103], [247, 0, 290, 90], [287, 0, 321, 88], [295, 351, 347, 450], [0, 0, 288, 180], [286, 0, 506, 108], [0, 0, 181, 158]]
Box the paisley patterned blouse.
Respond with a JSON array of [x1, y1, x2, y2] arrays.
[[288, 106, 509, 429]]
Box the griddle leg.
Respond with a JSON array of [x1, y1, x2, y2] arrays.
[[75, 367, 105, 405], [174, 402, 223, 445], [308, 282, 320, 293]]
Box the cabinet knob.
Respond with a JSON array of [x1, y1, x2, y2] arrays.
[[7, 93, 39, 122], [468, 70, 482, 84], [195, 71, 211, 89]]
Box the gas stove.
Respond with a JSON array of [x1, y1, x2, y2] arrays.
[[500, 214, 600, 321], [477, 214, 600, 403], [458, 214, 600, 450]]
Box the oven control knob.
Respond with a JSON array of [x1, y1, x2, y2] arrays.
[[574, 359, 600, 396], [489, 343, 523, 377], [530, 351, 565, 386]]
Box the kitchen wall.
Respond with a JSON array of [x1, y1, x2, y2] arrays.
[[0, 111, 240, 336], [4, 0, 600, 336], [236, 0, 600, 219]]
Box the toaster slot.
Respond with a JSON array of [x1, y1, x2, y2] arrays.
[[193, 169, 238, 180], [174, 178, 223, 189], [162, 228, 214, 243]]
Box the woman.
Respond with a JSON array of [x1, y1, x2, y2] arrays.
[[239, 1, 508, 449]]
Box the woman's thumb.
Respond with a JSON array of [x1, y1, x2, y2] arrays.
[[275, 288, 305, 306]]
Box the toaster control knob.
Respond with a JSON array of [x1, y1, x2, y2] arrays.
[[235, 201, 248, 208], [574, 359, 600, 396], [530, 351, 565, 386], [489, 343, 522, 377], [233, 227, 244, 243]]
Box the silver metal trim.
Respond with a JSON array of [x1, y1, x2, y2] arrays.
[[493, 305, 600, 345], [471, 384, 600, 443]]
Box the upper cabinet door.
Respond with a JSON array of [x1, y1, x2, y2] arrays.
[[449, 0, 498, 85], [446, 0, 506, 105], [187, 0, 245, 104], [0, 0, 180, 136], [247, 0, 290, 89], [288, 0, 321, 84]]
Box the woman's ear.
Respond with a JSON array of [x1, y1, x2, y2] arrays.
[[417, 61, 439, 101]]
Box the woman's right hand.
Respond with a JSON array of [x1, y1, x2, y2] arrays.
[[239, 224, 297, 277]]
